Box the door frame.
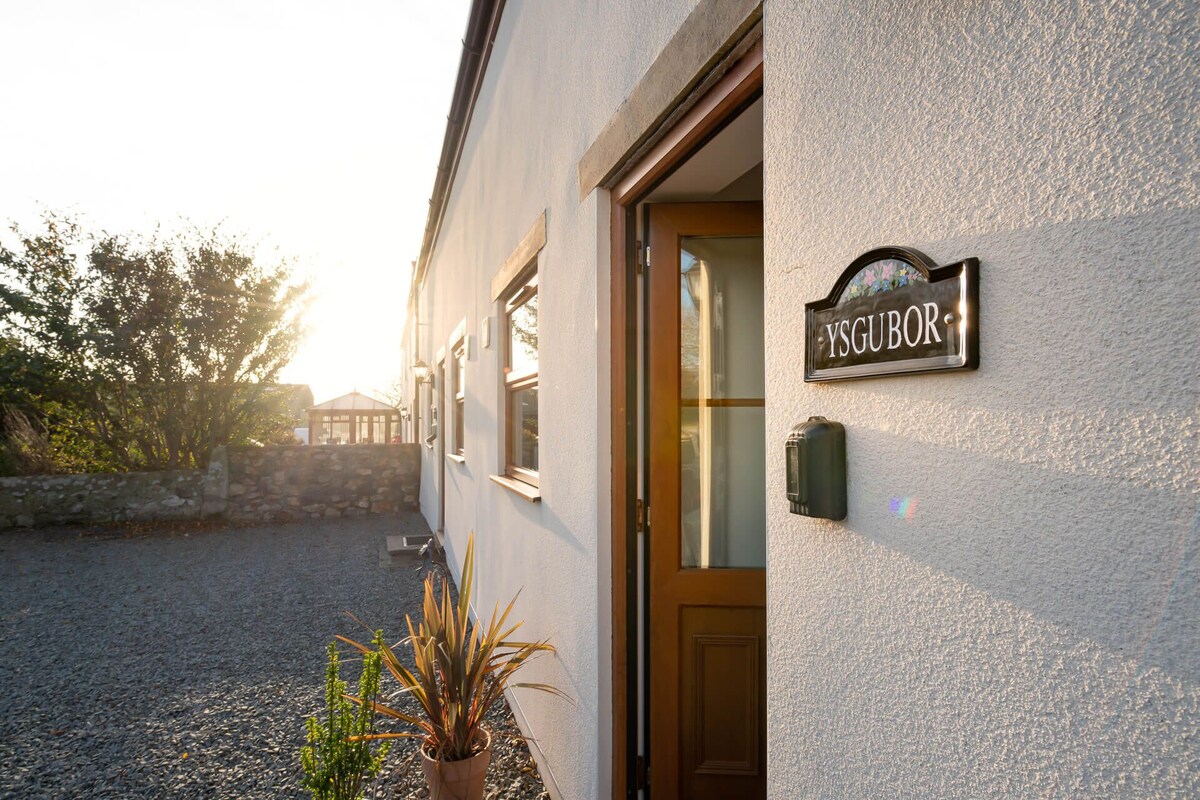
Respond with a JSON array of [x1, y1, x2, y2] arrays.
[[608, 40, 763, 800]]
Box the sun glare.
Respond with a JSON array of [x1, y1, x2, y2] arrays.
[[282, 261, 411, 403], [0, 0, 470, 409]]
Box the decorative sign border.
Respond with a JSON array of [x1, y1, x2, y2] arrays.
[[804, 246, 979, 382]]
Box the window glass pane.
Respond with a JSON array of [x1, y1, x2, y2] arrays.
[[456, 355, 465, 397], [430, 369, 441, 442], [680, 238, 764, 400], [509, 384, 538, 472], [427, 383, 436, 438], [509, 292, 538, 374], [330, 414, 350, 445], [455, 399, 464, 454], [679, 235, 765, 569], [680, 406, 765, 568]]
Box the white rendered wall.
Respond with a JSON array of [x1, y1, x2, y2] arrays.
[[412, 1, 700, 798], [763, 2, 1199, 797]]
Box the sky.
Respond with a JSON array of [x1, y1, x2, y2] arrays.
[[0, 0, 471, 403]]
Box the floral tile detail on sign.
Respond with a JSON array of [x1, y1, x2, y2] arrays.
[[842, 259, 924, 302]]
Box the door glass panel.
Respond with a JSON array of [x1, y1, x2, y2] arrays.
[[680, 236, 765, 569]]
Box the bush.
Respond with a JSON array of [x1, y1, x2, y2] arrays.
[[300, 640, 392, 800]]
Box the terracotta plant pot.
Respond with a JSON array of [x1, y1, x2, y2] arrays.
[[420, 728, 493, 800]]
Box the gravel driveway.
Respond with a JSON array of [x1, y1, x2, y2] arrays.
[[0, 516, 549, 799]]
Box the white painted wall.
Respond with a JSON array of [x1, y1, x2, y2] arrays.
[[764, 1, 1199, 796], [412, 2, 701, 798], [412, 0, 1197, 796]]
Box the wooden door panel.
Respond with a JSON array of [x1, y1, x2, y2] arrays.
[[680, 606, 767, 798], [672, 570, 763, 603]]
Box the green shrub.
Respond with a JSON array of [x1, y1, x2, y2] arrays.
[[300, 640, 392, 800]]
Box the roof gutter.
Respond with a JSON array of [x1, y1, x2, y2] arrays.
[[409, 0, 505, 302]]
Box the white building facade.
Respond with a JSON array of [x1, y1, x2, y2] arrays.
[[402, 2, 1199, 798]]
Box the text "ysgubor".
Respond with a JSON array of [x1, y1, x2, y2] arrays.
[[823, 302, 944, 358]]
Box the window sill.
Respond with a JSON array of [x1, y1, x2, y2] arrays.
[[447, 453, 466, 465], [488, 474, 541, 502]]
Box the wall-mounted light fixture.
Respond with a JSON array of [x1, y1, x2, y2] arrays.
[[682, 258, 706, 307], [411, 359, 432, 383]]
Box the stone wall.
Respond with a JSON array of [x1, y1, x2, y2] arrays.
[[0, 469, 209, 528], [221, 444, 420, 521], [0, 444, 419, 529]]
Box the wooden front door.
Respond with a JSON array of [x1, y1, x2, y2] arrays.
[[647, 202, 766, 799]]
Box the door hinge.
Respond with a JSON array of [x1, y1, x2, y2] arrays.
[[635, 240, 645, 274], [635, 755, 648, 790], [635, 499, 646, 533]]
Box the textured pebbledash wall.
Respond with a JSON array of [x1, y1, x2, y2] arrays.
[[0, 444, 419, 529], [410, 2, 702, 798], [764, 1, 1199, 796]]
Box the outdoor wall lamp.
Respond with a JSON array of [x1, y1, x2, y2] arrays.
[[682, 258, 707, 307], [411, 359, 432, 383]]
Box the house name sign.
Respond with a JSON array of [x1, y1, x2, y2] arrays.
[[804, 246, 979, 382]]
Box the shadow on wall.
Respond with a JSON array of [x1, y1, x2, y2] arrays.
[[794, 209, 1200, 684], [935, 208, 1200, 420], [772, 527, 1200, 797], [436, 489, 593, 800], [845, 428, 1196, 683]]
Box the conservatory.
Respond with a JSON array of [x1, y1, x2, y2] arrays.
[[306, 391, 400, 445]]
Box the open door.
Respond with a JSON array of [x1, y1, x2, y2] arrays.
[[647, 202, 765, 799]]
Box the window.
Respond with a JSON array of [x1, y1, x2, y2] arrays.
[[354, 414, 389, 444], [328, 414, 350, 444], [504, 272, 538, 485], [451, 338, 466, 457], [413, 383, 422, 444], [424, 371, 437, 447]]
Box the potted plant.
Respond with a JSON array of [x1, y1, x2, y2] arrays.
[[339, 532, 565, 800]]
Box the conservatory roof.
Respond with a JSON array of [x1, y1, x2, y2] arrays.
[[307, 391, 396, 412]]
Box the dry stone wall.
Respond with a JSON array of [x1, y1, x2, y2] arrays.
[[222, 444, 419, 521], [0, 470, 208, 528], [0, 444, 419, 529]]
